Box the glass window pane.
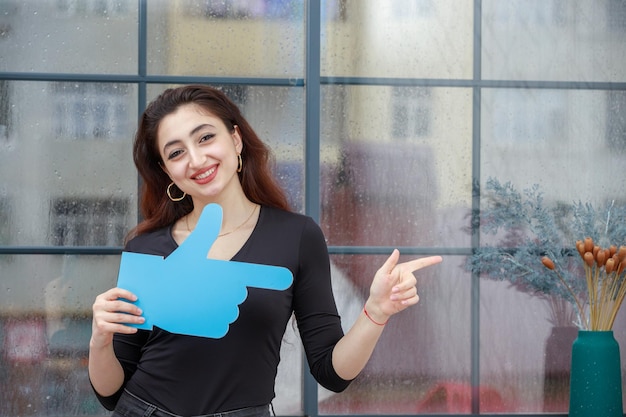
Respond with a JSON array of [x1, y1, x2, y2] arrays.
[[481, 88, 626, 203], [0, 254, 119, 416], [479, 88, 626, 412], [321, 85, 473, 247], [482, 0, 626, 81], [146, 84, 306, 212], [274, 322, 303, 415], [147, 1, 305, 77], [0, 1, 138, 74], [479, 279, 563, 412], [0, 81, 138, 246], [320, 254, 470, 414], [321, 0, 473, 79], [480, 279, 626, 413]]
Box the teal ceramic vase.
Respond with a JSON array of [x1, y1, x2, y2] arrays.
[[569, 330, 623, 417]]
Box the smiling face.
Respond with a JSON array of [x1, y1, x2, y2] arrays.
[[157, 103, 243, 205]]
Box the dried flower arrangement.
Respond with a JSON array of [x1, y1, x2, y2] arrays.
[[468, 178, 626, 329], [542, 238, 626, 330]]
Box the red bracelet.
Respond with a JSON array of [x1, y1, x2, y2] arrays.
[[363, 306, 388, 326]]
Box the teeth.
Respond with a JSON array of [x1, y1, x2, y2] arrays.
[[195, 167, 215, 179]]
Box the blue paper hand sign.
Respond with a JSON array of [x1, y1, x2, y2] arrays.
[[116, 204, 293, 338]]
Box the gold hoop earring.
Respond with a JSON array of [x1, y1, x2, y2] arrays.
[[237, 154, 243, 173], [167, 182, 186, 202]]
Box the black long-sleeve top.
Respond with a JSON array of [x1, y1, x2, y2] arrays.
[[93, 206, 351, 415]]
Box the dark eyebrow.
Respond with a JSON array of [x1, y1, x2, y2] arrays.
[[162, 139, 182, 153], [162, 123, 215, 153], [190, 123, 214, 137]]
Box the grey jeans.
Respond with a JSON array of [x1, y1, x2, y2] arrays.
[[112, 390, 271, 417]]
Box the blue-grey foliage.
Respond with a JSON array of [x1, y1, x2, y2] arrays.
[[468, 178, 626, 318]]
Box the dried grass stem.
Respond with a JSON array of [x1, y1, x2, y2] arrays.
[[543, 237, 626, 331]]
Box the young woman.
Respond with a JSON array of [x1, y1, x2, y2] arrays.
[[89, 85, 442, 417]]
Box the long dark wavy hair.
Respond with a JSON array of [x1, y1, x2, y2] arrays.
[[127, 84, 290, 240]]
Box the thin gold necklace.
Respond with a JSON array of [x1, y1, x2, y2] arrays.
[[185, 204, 259, 237], [218, 204, 259, 237]]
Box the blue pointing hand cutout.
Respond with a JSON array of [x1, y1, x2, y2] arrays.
[[116, 204, 293, 339]]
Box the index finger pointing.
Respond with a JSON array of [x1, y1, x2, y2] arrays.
[[229, 261, 293, 291], [400, 256, 443, 273]]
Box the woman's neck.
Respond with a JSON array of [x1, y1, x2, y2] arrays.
[[187, 193, 256, 233]]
